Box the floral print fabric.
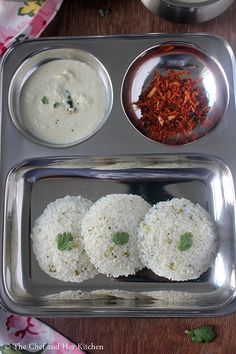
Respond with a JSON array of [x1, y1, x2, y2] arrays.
[[0, 309, 84, 353], [0, 0, 63, 56]]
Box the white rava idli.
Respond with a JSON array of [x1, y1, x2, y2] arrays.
[[31, 195, 97, 282], [138, 198, 218, 281], [82, 194, 151, 277]]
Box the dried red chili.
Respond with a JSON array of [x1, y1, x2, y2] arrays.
[[135, 69, 211, 145]]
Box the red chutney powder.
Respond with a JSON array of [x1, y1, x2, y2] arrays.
[[135, 69, 211, 145]]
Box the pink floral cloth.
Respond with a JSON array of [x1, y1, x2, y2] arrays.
[[0, 0, 63, 56], [0, 309, 84, 353]]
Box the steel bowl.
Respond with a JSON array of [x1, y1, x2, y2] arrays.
[[140, 0, 234, 23], [8, 47, 113, 148], [121, 42, 229, 146]]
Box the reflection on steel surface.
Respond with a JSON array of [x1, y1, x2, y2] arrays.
[[2, 154, 235, 316], [121, 43, 229, 146]]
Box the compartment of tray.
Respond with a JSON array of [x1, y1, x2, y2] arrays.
[[2, 154, 235, 316]]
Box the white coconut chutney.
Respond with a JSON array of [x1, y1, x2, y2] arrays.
[[20, 59, 107, 145]]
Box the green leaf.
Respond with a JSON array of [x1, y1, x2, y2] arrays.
[[18, 7, 35, 17], [53, 102, 60, 108], [41, 96, 49, 104], [178, 232, 193, 251], [0, 344, 46, 354], [0, 344, 16, 354], [185, 326, 216, 343], [112, 231, 129, 245], [56, 232, 74, 251], [98, 8, 111, 17], [36, 0, 45, 6]]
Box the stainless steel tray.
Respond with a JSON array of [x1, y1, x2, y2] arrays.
[[1, 33, 236, 317]]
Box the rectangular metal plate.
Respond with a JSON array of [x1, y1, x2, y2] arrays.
[[1, 34, 236, 317]]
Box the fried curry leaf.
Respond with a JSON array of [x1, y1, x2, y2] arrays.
[[64, 90, 76, 113], [185, 326, 216, 343]]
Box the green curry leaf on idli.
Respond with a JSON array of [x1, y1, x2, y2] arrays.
[[56, 232, 74, 251], [112, 231, 129, 245], [178, 232, 193, 251]]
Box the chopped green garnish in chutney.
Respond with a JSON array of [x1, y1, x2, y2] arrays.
[[56, 232, 74, 251], [112, 231, 129, 245], [178, 232, 193, 251], [185, 326, 216, 343], [41, 96, 49, 104]]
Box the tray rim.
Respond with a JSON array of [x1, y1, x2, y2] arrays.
[[1, 32, 235, 74], [4, 151, 235, 172]]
